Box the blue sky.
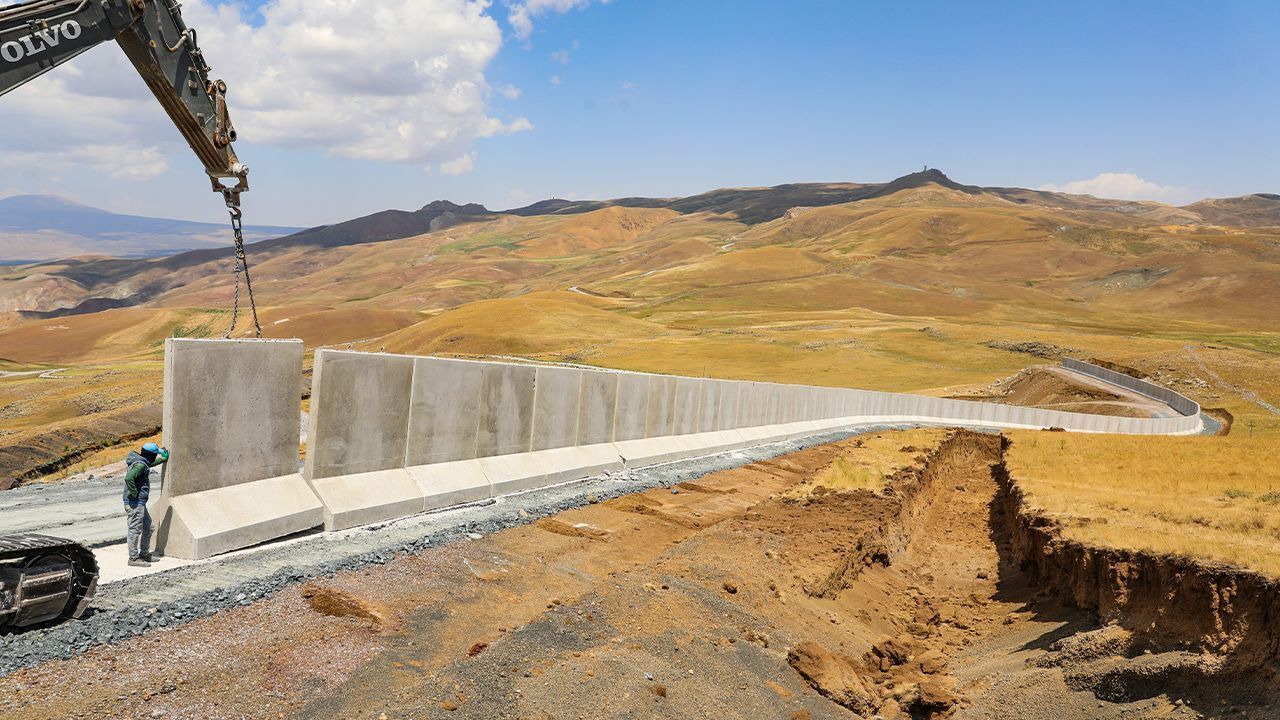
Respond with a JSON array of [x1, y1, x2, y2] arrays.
[[2, 0, 1276, 225]]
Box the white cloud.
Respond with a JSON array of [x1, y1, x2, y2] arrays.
[[0, 145, 169, 181], [499, 84, 523, 100], [550, 75, 562, 85], [440, 153, 477, 176], [507, 0, 609, 40], [1039, 173, 1191, 203], [0, 0, 536, 181], [550, 49, 571, 64], [185, 0, 532, 165]]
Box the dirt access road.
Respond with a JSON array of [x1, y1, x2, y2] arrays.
[[2, 430, 1267, 719], [953, 366, 1178, 420]]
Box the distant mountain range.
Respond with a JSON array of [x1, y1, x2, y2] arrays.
[[0, 195, 303, 263], [504, 169, 1280, 226], [0, 170, 1275, 318]]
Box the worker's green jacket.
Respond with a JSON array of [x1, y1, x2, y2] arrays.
[[123, 449, 168, 506]]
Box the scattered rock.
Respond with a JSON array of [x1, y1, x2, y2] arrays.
[[788, 641, 878, 714], [984, 340, 1077, 358], [868, 637, 914, 671], [917, 650, 947, 675], [915, 675, 959, 713]]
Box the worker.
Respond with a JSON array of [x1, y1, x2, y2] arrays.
[[124, 442, 169, 567]]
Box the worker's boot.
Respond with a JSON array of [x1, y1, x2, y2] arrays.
[[139, 553, 155, 563], [128, 558, 150, 568]]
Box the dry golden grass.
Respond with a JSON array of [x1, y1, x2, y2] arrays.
[[1005, 432, 1280, 577], [785, 428, 948, 498]]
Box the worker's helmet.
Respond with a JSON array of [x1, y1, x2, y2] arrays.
[[142, 442, 160, 454]]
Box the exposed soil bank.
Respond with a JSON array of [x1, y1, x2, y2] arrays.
[[1203, 407, 1234, 435], [0, 403, 160, 485], [996, 441, 1280, 705]]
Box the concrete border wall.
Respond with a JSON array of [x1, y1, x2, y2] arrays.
[[1061, 358, 1201, 417], [304, 351, 421, 531], [152, 339, 324, 560], [188, 349, 1203, 538]]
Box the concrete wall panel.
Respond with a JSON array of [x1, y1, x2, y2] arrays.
[[614, 372, 650, 441], [532, 366, 583, 451], [577, 370, 619, 445], [645, 376, 678, 438], [306, 350, 415, 480], [163, 338, 305, 495], [406, 357, 484, 466], [476, 363, 536, 457], [740, 384, 764, 427], [698, 381, 722, 433], [673, 378, 702, 435], [156, 339, 321, 560], [716, 382, 741, 431]]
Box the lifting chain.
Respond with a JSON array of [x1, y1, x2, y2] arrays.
[[221, 189, 262, 338]]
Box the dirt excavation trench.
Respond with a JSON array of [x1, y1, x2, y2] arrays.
[[2, 431, 1276, 719]]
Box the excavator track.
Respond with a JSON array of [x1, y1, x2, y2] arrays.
[[0, 534, 98, 631]]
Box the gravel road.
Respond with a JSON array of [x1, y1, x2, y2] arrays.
[[0, 471, 149, 547]]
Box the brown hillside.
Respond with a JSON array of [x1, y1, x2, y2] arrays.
[[2, 171, 1278, 483]]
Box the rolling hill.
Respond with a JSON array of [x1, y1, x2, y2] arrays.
[[2, 170, 1276, 318], [0, 169, 1276, 482]]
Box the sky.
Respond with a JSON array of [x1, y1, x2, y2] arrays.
[[1, 0, 1276, 226]]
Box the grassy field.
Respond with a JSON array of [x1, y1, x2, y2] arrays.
[[783, 428, 948, 499], [1005, 432, 1280, 577]]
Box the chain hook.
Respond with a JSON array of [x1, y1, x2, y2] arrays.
[[220, 187, 262, 339]]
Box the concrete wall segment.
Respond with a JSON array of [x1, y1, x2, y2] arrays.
[[673, 378, 702, 435], [698, 381, 722, 433], [305, 350, 415, 480], [156, 338, 321, 559], [614, 372, 650, 441], [162, 338, 305, 496], [645, 375, 678, 438], [1062, 358, 1200, 417], [577, 370, 620, 445], [405, 357, 485, 466], [531, 366, 583, 451], [476, 362, 536, 457]]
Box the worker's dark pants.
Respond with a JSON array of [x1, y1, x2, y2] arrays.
[[125, 503, 151, 560]]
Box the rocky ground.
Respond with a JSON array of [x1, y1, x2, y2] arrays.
[[1, 429, 1272, 719]]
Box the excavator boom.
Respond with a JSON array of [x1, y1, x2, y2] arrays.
[[1, 0, 247, 195]]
